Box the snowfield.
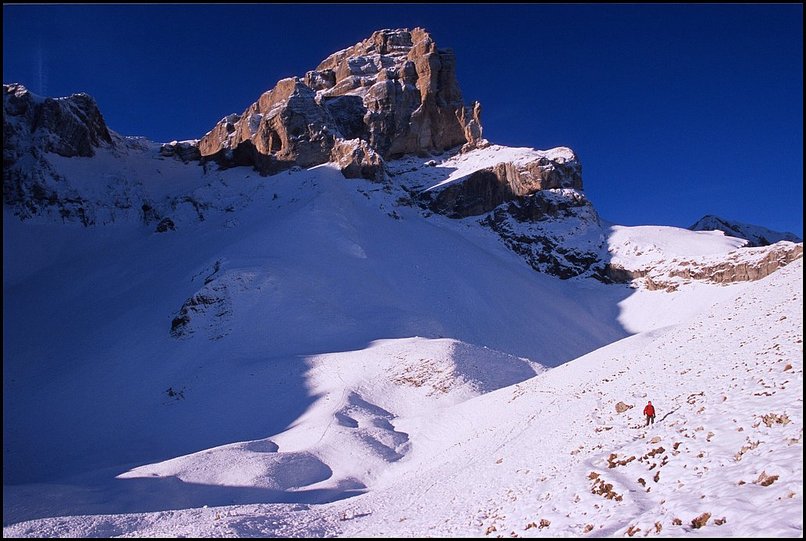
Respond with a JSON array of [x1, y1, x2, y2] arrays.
[[3, 144, 802, 538]]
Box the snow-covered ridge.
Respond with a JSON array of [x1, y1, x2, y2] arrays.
[[690, 214, 803, 247], [605, 225, 803, 290], [8, 65, 797, 288]]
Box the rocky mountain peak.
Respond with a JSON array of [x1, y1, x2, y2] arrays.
[[198, 28, 485, 178], [4, 82, 113, 159], [3, 83, 116, 222]]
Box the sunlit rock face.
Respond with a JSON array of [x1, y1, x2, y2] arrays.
[[198, 28, 485, 178]]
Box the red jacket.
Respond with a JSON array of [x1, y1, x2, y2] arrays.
[[644, 403, 655, 416]]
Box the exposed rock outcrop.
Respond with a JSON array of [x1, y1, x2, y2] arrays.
[[160, 140, 201, 162], [665, 242, 803, 285], [4, 83, 113, 160], [171, 263, 265, 341], [312, 27, 482, 157], [3, 83, 115, 222], [199, 78, 337, 175], [424, 147, 582, 218], [155, 217, 176, 233], [606, 241, 803, 290], [385, 147, 602, 280], [198, 28, 484, 179], [480, 188, 607, 280]]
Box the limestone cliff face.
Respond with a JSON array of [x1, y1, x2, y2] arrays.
[[660, 242, 803, 287], [313, 27, 482, 158], [605, 241, 803, 290], [424, 147, 583, 218], [3, 83, 114, 161], [480, 188, 605, 280], [198, 28, 485, 179]]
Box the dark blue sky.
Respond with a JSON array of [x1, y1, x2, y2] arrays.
[[3, 4, 803, 236]]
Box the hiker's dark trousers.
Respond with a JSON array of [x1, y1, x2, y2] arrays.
[[646, 415, 655, 426]]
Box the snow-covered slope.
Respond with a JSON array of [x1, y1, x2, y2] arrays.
[[3, 146, 631, 520], [115, 338, 546, 491], [328, 257, 803, 538], [4, 245, 801, 538], [690, 214, 802, 247], [5, 25, 802, 535], [4, 93, 803, 536]]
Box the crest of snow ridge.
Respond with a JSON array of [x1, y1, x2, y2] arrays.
[[689, 215, 802, 248]]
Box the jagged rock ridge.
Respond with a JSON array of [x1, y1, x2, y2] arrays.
[[3, 83, 116, 223], [197, 28, 485, 179], [3, 83, 113, 159]]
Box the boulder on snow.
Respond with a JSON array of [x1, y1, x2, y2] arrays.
[[160, 140, 201, 162], [615, 401, 633, 414], [155, 217, 176, 233]]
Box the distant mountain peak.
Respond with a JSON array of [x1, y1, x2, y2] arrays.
[[689, 215, 802, 247]]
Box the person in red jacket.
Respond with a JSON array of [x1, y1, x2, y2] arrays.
[[644, 401, 656, 426]]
